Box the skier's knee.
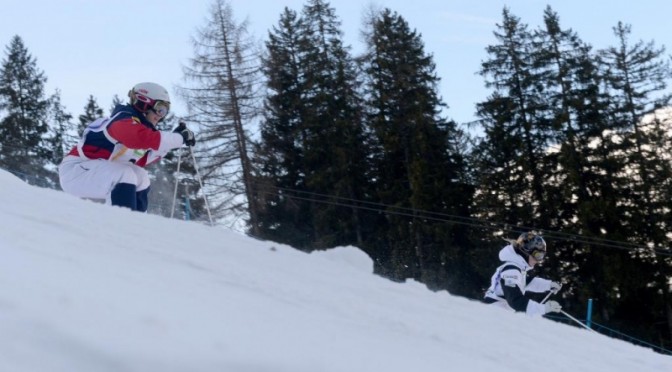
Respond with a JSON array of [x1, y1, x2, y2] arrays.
[[117, 166, 139, 187], [136, 169, 150, 191], [111, 183, 137, 210], [136, 187, 150, 212]]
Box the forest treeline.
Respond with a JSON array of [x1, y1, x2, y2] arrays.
[[1, 0, 671, 352]]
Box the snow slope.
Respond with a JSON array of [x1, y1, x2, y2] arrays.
[[0, 169, 670, 372]]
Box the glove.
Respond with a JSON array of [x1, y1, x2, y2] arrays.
[[550, 281, 562, 294], [174, 122, 196, 146], [544, 300, 562, 314]]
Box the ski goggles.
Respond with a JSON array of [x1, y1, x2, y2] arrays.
[[150, 100, 170, 118], [531, 249, 546, 261]]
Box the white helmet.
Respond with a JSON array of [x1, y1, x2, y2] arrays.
[[128, 82, 171, 115]]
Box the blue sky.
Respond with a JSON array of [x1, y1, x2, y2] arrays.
[[3, 0, 671, 126]]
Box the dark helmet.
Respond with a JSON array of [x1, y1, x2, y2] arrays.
[[514, 231, 547, 261]]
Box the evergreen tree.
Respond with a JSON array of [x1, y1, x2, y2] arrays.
[[296, 0, 369, 249], [109, 94, 123, 115], [254, 7, 314, 246], [475, 6, 607, 335], [599, 21, 672, 348], [473, 7, 555, 234], [360, 8, 472, 291], [44, 89, 75, 179], [473, 8, 672, 350], [0, 35, 50, 183], [255, 0, 369, 250], [601, 22, 672, 243], [78, 95, 103, 135], [530, 6, 633, 331]]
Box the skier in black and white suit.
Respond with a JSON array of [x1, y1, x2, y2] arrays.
[[484, 231, 563, 316]]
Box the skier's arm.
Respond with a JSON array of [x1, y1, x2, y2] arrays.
[[501, 268, 546, 316], [500, 268, 530, 312], [526, 276, 552, 293], [107, 117, 183, 153]]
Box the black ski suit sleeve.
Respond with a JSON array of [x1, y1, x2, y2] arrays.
[[499, 265, 530, 312]]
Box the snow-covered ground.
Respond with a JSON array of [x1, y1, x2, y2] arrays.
[[0, 169, 670, 372]]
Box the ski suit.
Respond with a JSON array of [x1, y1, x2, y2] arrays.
[[484, 244, 554, 316], [58, 104, 183, 211]]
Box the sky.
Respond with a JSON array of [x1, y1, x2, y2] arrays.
[[1, 168, 672, 371], [2, 0, 672, 127]]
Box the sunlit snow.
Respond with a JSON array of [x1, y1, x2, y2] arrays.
[[0, 170, 670, 372]]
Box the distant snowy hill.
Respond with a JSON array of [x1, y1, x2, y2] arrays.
[[0, 169, 670, 372]]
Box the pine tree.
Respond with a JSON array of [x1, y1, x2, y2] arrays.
[[360, 8, 472, 290], [109, 94, 123, 115], [473, 7, 582, 302], [530, 6, 634, 330], [601, 22, 672, 242], [473, 8, 553, 229], [254, 7, 314, 246], [44, 89, 75, 178], [0, 35, 50, 183], [599, 21, 672, 349], [296, 0, 369, 249], [255, 1, 369, 250], [78, 95, 104, 135], [473, 8, 672, 349]]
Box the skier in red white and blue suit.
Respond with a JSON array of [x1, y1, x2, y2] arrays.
[[58, 82, 195, 212]]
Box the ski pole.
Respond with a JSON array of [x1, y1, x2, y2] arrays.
[[170, 149, 183, 219], [560, 310, 596, 333], [189, 146, 214, 226], [541, 283, 562, 304], [540, 291, 553, 304]]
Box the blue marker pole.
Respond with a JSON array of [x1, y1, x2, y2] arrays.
[[184, 195, 191, 221], [586, 298, 593, 329]]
